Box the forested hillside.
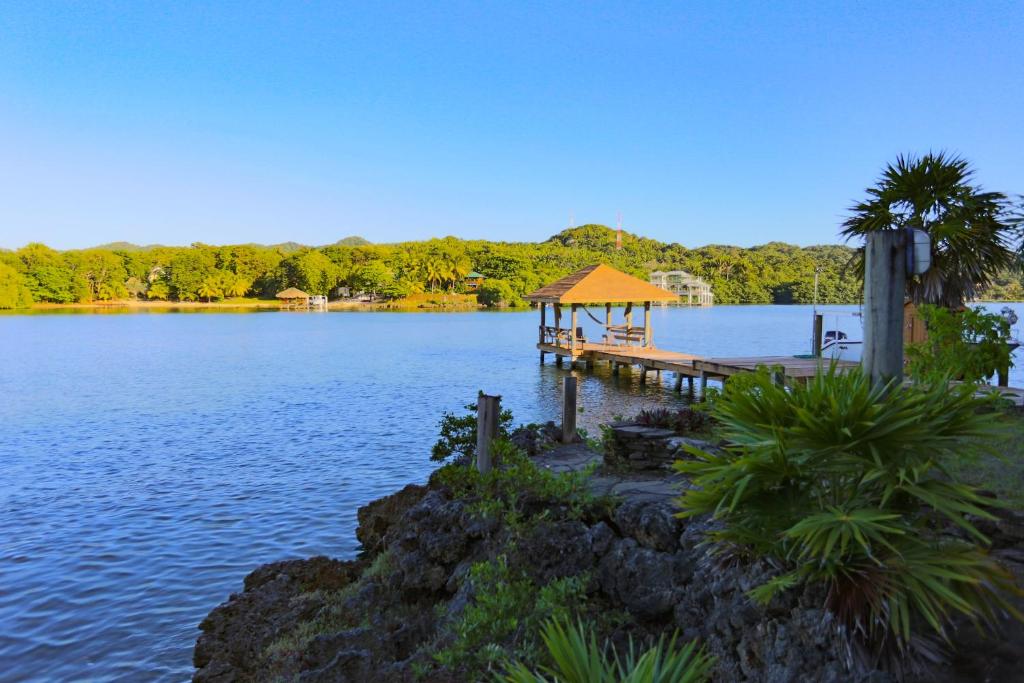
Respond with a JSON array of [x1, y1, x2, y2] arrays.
[[2, 224, 1021, 309]]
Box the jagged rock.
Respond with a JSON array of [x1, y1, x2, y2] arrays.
[[509, 421, 563, 456], [612, 499, 681, 552], [356, 484, 428, 555], [194, 557, 362, 682], [597, 538, 683, 619], [516, 520, 595, 583], [194, 467, 1024, 683], [586, 521, 615, 556]]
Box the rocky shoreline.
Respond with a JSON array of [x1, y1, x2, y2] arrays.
[[192, 431, 1024, 683]]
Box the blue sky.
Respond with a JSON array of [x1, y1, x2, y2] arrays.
[[1, 1, 1021, 250]]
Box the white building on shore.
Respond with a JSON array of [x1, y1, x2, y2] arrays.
[[649, 270, 714, 306]]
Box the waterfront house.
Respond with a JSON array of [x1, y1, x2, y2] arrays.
[[648, 270, 713, 306], [464, 271, 485, 291]]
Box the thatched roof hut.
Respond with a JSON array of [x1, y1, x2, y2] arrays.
[[525, 264, 676, 304], [276, 287, 309, 299], [276, 287, 310, 310], [526, 264, 676, 352]]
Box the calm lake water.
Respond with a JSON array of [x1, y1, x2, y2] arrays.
[[1, 304, 1021, 682]]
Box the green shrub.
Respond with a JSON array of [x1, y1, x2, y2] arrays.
[[907, 304, 1014, 384], [634, 407, 712, 434], [477, 279, 525, 308], [435, 556, 588, 673], [433, 439, 596, 522], [500, 618, 714, 683], [431, 395, 514, 462], [675, 367, 1022, 667]]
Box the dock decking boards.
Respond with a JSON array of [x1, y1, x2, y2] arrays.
[[537, 341, 858, 385]]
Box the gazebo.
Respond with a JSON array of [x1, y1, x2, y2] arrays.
[[525, 264, 677, 362], [276, 287, 310, 310]]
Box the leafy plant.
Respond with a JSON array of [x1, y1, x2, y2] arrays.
[[634, 406, 712, 434], [434, 556, 588, 673], [906, 304, 1013, 384], [675, 367, 1022, 669], [433, 439, 596, 522], [431, 395, 514, 462], [500, 618, 714, 683]]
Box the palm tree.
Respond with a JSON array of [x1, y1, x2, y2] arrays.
[[197, 276, 222, 303], [226, 275, 250, 298], [841, 152, 1021, 308]]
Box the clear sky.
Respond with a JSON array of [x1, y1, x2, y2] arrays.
[[1, 1, 1021, 250]]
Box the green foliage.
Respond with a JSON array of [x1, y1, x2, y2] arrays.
[[0, 262, 34, 309], [433, 440, 596, 522], [675, 368, 1022, 665], [633, 407, 712, 434], [841, 152, 1022, 308], [434, 556, 588, 673], [907, 305, 1013, 384], [478, 279, 525, 308], [431, 398, 514, 463], [277, 249, 340, 295], [500, 618, 714, 683]]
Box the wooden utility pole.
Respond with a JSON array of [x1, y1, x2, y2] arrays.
[[476, 394, 501, 474], [863, 232, 906, 386], [561, 376, 577, 444]]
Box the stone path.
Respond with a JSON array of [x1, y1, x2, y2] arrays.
[[533, 442, 691, 505]]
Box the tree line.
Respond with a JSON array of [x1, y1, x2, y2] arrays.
[[1, 224, 1021, 310]]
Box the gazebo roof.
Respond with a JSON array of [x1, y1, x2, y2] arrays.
[[275, 287, 309, 299], [525, 264, 677, 304], [466, 271, 484, 279]]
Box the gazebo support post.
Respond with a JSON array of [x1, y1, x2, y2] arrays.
[[539, 303, 546, 364], [624, 303, 633, 344], [643, 301, 652, 347], [570, 304, 579, 353], [604, 303, 612, 345]]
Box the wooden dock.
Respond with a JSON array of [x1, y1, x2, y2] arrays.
[[538, 341, 858, 390]]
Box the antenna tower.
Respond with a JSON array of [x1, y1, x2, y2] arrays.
[[616, 213, 623, 250]]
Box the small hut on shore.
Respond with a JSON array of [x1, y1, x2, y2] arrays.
[[276, 287, 310, 310]]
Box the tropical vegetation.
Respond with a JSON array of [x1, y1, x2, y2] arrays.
[[501, 618, 714, 683], [675, 368, 1023, 671], [0, 228, 874, 309], [841, 152, 1023, 308]]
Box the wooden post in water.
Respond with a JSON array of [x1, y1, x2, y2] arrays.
[[562, 376, 577, 444], [539, 303, 546, 364], [605, 303, 612, 345], [674, 373, 683, 391], [476, 394, 500, 474], [863, 232, 906, 386], [643, 301, 652, 347], [812, 313, 824, 358]]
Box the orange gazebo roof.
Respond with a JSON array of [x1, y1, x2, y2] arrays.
[[524, 264, 677, 304]]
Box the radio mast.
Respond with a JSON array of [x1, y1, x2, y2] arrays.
[[616, 212, 623, 250]]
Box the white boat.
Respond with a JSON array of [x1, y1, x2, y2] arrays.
[[814, 310, 863, 362], [810, 305, 1021, 365]]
